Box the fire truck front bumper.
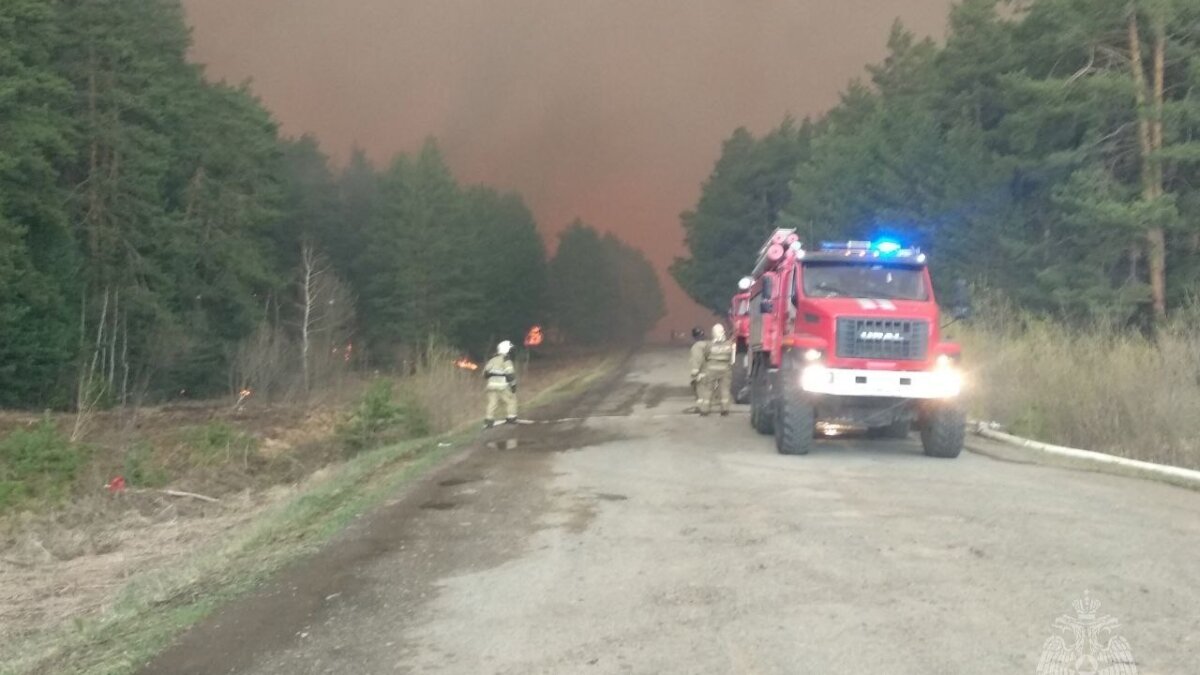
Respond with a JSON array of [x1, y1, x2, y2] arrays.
[[799, 366, 962, 400]]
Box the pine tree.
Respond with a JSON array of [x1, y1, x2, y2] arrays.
[[671, 120, 811, 313], [549, 222, 663, 344], [0, 0, 77, 406], [677, 0, 1200, 325]]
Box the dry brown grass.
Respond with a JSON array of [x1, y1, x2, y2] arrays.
[[0, 490, 282, 650], [0, 347, 616, 673], [403, 344, 590, 434], [953, 304, 1200, 470]]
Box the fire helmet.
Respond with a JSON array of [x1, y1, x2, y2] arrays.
[[691, 327, 705, 340], [497, 340, 514, 356], [711, 324, 727, 341]]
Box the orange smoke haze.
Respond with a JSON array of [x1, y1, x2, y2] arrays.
[[182, 0, 953, 337]]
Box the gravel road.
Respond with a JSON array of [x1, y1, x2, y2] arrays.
[[142, 348, 1200, 674]]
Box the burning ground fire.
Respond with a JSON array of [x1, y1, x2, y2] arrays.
[[454, 357, 480, 371]]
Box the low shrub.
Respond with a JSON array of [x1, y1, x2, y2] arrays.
[[123, 441, 170, 488], [336, 379, 430, 454], [0, 418, 85, 512]]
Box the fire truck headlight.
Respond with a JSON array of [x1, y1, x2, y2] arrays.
[[933, 365, 963, 397], [936, 354, 954, 369], [803, 348, 824, 362], [800, 364, 831, 392]]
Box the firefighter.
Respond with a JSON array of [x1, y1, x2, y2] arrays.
[[484, 340, 518, 428], [700, 323, 735, 416], [688, 326, 708, 413]]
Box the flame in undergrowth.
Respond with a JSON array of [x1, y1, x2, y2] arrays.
[[331, 342, 354, 363], [454, 357, 480, 371], [235, 388, 253, 408]]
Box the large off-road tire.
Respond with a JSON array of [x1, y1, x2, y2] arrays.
[[920, 405, 966, 458], [732, 353, 749, 405], [750, 365, 774, 435], [775, 395, 816, 455]]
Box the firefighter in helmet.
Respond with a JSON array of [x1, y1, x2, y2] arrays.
[[700, 323, 735, 416], [484, 340, 518, 428], [688, 326, 708, 413]]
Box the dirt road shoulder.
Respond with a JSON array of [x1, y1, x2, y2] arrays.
[[3, 356, 622, 675]]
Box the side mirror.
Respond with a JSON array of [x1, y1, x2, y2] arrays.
[[950, 278, 972, 320], [760, 300, 774, 314]]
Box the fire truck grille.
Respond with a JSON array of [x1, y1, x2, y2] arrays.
[[836, 317, 929, 361]]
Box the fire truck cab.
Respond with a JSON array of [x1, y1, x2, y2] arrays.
[[744, 229, 969, 458]]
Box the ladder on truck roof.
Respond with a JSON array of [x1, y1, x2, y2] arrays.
[[751, 228, 800, 277]]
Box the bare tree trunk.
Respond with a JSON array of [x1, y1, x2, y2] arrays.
[[1148, 14, 1167, 318], [301, 242, 315, 394], [290, 244, 355, 400], [73, 288, 109, 441], [1151, 14, 1165, 185], [75, 292, 88, 409], [1147, 14, 1166, 309], [1128, 12, 1153, 192], [90, 288, 108, 393], [1128, 9, 1167, 320], [120, 310, 130, 407], [107, 290, 119, 391]]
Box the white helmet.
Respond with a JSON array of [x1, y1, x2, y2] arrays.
[[497, 340, 514, 356], [711, 324, 726, 341]]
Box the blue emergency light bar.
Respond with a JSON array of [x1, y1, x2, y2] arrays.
[[819, 239, 925, 260]]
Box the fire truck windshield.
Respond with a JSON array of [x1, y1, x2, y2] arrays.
[[802, 261, 929, 301]]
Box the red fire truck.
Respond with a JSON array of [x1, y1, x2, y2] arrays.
[[743, 229, 970, 457]]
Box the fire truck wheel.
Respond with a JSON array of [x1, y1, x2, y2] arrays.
[[751, 397, 774, 435], [750, 374, 774, 435], [732, 360, 749, 405], [920, 405, 966, 458], [775, 397, 815, 455]]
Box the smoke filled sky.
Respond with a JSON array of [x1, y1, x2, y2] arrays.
[[182, 0, 954, 334]]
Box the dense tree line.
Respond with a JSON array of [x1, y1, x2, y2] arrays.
[[669, 122, 813, 314], [0, 0, 661, 408], [548, 221, 666, 345], [675, 0, 1200, 325]]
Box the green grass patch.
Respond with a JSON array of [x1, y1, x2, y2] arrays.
[[181, 422, 258, 467], [0, 418, 85, 514]]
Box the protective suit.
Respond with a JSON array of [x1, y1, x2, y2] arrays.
[[688, 327, 707, 412], [484, 341, 518, 427], [700, 324, 735, 416]]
